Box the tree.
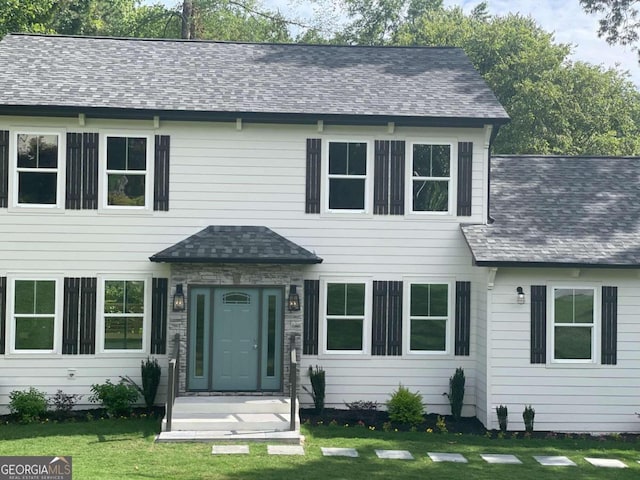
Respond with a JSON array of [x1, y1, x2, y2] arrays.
[[580, 0, 640, 54]]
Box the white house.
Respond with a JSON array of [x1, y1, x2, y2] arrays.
[[0, 33, 636, 434]]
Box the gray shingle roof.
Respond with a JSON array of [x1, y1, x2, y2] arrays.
[[150, 225, 322, 264], [0, 34, 508, 123], [461, 155, 640, 267]]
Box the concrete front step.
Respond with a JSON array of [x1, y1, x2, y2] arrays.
[[170, 396, 292, 414], [163, 413, 295, 432], [156, 430, 304, 444]]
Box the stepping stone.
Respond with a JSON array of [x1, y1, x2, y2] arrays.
[[267, 445, 305, 456], [375, 450, 414, 460], [480, 454, 522, 464], [321, 447, 359, 458], [533, 456, 576, 467], [428, 452, 468, 463], [584, 458, 627, 468], [211, 445, 250, 455]]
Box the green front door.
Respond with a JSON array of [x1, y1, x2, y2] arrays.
[[187, 287, 283, 391]]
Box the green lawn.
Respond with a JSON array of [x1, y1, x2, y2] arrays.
[[0, 418, 638, 479]]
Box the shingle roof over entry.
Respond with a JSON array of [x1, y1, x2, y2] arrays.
[[0, 34, 509, 124], [461, 155, 640, 267], [149, 225, 323, 264]]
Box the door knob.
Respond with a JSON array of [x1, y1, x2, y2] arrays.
[[253, 340, 258, 349]]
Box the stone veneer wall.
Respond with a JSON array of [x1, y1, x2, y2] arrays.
[[168, 263, 306, 396]]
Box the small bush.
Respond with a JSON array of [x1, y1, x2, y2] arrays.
[[302, 365, 325, 414], [496, 404, 508, 432], [386, 384, 424, 427], [523, 405, 535, 432], [344, 400, 378, 411], [51, 390, 83, 420], [89, 379, 139, 417], [9, 387, 48, 423], [446, 367, 465, 421]]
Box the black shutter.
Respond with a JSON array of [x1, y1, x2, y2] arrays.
[[601, 286, 618, 365], [303, 280, 319, 355], [305, 139, 321, 214], [0, 130, 9, 208], [387, 281, 403, 355], [66, 133, 83, 210], [373, 141, 390, 215], [82, 133, 99, 209], [154, 135, 170, 211], [79, 277, 97, 354], [457, 141, 473, 216], [372, 281, 388, 355], [389, 140, 405, 215], [455, 281, 471, 356], [0, 277, 6, 354], [530, 285, 547, 364], [151, 278, 168, 354], [62, 278, 81, 354]]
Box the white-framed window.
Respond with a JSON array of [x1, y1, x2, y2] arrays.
[[551, 287, 597, 363], [102, 134, 153, 209], [325, 141, 369, 212], [406, 281, 451, 354], [12, 131, 64, 208], [322, 280, 370, 353], [409, 142, 453, 213], [8, 277, 61, 354], [99, 277, 148, 352]]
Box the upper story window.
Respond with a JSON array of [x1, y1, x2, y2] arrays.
[[325, 281, 367, 352], [12, 279, 58, 352], [552, 287, 596, 362], [411, 143, 451, 213], [103, 279, 145, 351], [105, 136, 151, 208], [327, 141, 368, 211], [15, 133, 62, 207], [408, 283, 449, 353]]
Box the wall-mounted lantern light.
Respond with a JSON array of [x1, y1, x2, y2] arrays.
[[516, 286, 525, 304], [173, 284, 185, 312], [288, 285, 300, 312]]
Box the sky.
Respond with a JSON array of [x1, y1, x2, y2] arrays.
[[151, 0, 640, 88]]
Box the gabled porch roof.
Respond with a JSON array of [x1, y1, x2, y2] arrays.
[[149, 225, 322, 264]]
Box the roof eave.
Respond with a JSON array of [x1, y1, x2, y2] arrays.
[[149, 255, 323, 265], [473, 260, 640, 269], [0, 104, 510, 127]]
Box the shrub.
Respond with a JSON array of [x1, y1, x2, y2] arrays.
[[523, 405, 535, 432], [496, 404, 508, 432], [302, 365, 325, 414], [89, 379, 139, 417], [9, 387, 48, 423], [386, 384, 424, 427], [51, 390, 83, 420], [344, 400, 378, 411], [122, 357, 162, 410], [446, 367, 465, 421]]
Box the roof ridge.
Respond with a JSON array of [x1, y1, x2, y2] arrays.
[[5, 33, 465, 50]]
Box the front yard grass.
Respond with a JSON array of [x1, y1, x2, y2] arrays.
[[0, 418, 638, 479]]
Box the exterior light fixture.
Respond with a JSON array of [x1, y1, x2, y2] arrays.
[[288, 285, 300, 312], [173, 284, 185, 312], [516, 286, 525, 304]]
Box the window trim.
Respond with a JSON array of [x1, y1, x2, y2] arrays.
[[549, 285, 599, 364], [7, 275, 63, 355], [100, 133, 154, 212], [403, 279, 453, 355], [323, 140, 372, 214], [320, 278, 371, 355], [406, 140, 456, 216], [96, 275, 150, 354], [10, 129, 66, 210]]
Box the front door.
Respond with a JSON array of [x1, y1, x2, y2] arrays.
[[187, 287, 283, 391]]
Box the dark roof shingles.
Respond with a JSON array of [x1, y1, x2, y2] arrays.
[[0, 34, 508, 121], [150, 225, 322, 264], [461, 156, 640, 266]]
